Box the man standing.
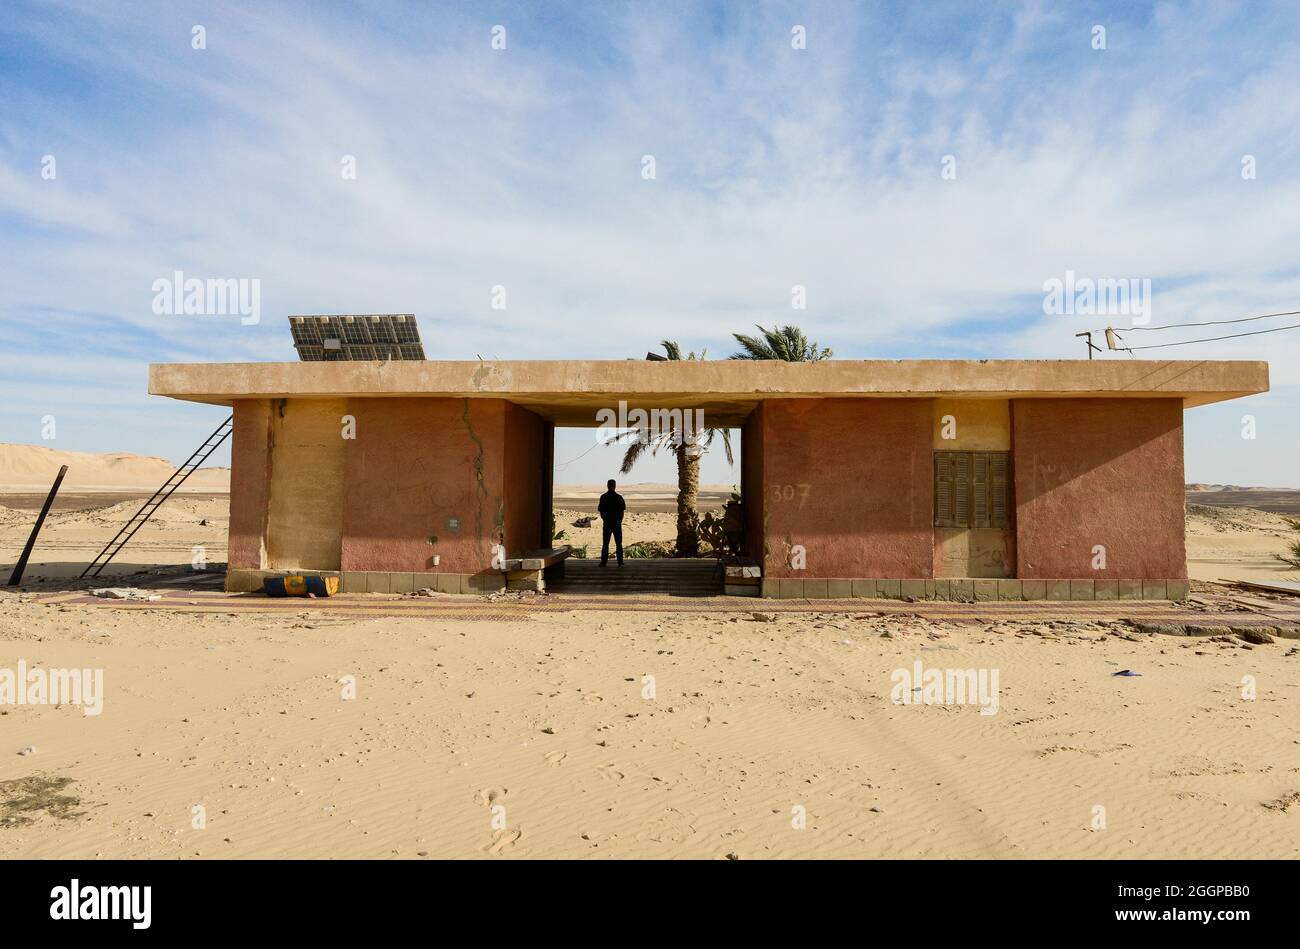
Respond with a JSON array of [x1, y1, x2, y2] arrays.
[[597, 478, 626, 566]]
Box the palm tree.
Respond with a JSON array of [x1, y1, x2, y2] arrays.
[[729, 324, 833, 362], [610, 341, 733, 557]]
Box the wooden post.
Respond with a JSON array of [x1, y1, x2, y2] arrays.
[[7, 465, 68, 586]]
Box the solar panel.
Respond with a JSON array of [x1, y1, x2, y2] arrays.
[[288, 314, 426, 361]]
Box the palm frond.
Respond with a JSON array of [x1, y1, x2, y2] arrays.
[[717, 428, 734, 466], [729, 327, 777, 360], [729, 324, 832, 362], [619, 438, 648, 474]]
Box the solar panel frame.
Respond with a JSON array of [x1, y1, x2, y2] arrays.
[[288, 314, 425, 361]]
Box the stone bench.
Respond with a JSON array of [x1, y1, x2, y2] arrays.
[[722, 557, 762, 597], [503, 546, 571, 592]]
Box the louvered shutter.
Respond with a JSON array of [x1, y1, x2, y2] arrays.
[[934, 453, 955, 527], [990, 453, 1010, 527], [953, 452, 971, 527], [971, 452, 990, 527], [936, 450, 1011, 529]]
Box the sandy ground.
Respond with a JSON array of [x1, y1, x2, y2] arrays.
[[1, 595, 1296, 859], [2, 467, 1299, 859], [1185, 503, 1299, 584], [0, 496, 229, 582]]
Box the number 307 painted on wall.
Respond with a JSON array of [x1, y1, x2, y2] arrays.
[[771, 484, 811, 504]]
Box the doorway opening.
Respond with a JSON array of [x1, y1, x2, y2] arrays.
[[542, 420, 742, 595]]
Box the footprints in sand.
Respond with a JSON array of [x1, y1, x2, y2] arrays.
[[474, 787, 508, 807], [637, 807, 697, 844], [475, 787, 522, 855], [544, 751, 567, 767], [1037, 742, 1133, 759], [486, 828, 523, 855], [596, 763, 625, 782]]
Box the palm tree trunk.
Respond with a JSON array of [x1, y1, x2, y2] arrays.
[[675, 443, 700, 556]]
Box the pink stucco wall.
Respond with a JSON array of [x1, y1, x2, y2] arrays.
[[756, 398, 934, 578], [1012, 398, 1186, 579], [340, 397, 507, 574], [503, 402, 547, 557]]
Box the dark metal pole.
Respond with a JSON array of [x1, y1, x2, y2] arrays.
[[7, 465, 68, 586]]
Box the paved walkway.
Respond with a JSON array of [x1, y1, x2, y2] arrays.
[[26, 585, 1300, 628]]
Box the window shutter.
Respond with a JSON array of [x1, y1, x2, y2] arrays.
[[953, 452, 971, 527], [990, 453, 1009, 527], [935, 450, 1011, 530], [971, 452, 990, 527], [934, 453, 955, 527]]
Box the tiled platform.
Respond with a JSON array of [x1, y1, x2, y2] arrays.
[[26, 586, 1300, 629]]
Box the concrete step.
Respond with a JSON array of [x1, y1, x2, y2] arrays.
[[549, 558, 723, 595]]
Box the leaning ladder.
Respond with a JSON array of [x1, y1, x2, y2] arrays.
[[80, 415, 234, 578]]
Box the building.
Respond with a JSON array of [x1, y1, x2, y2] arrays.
[[150, 358, 1268, 600]]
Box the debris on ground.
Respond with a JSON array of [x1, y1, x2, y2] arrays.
[[90, 588, 162, 601], [485, 589, 548, 602], [0, 774, 84, 826], [1261, 791, 1300, 813]]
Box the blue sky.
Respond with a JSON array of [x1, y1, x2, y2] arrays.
[[1, 0, 1298, 486]]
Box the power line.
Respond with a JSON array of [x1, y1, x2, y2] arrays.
[[1119, 308, 1300, 331], [1112, 320, 1300, 351], [552, 438, 605, 471]]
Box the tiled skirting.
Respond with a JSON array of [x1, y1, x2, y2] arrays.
[[759, 578, 1190, 602], [227, 569, 1189, 602]]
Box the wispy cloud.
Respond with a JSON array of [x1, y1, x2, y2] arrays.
[[0, 0, 1297, 482]]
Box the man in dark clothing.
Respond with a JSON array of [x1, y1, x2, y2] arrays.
[[597, 479, 626, 566]]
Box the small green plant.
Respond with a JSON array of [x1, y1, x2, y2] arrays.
[[1276, 518, 1300, 569], [625, 540, 676, 559], [550, 515, 568, 543], [699, 488, 744, 557]]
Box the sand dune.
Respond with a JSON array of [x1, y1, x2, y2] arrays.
[[0, 443, 229, 493]]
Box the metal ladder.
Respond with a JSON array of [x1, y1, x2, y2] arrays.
[[81, 415, 234, 578]]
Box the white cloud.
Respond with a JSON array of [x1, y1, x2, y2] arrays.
[[0, 0, 1297, 481]]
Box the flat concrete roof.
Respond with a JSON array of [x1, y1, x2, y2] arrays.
[[150, 359, 1269, 426]]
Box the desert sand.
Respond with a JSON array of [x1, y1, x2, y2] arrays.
[[2, 449, 1299, 859], [1, 587, 1297, 859]]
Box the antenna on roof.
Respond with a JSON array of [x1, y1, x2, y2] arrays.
[[1075, 331, 1102, 360]]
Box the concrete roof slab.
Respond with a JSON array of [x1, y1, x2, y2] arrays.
[[149, 359, 1268, 424]]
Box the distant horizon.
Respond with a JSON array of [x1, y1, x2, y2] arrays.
[[0, 440, 1295, 493], [4, 3, 1299, 486]]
